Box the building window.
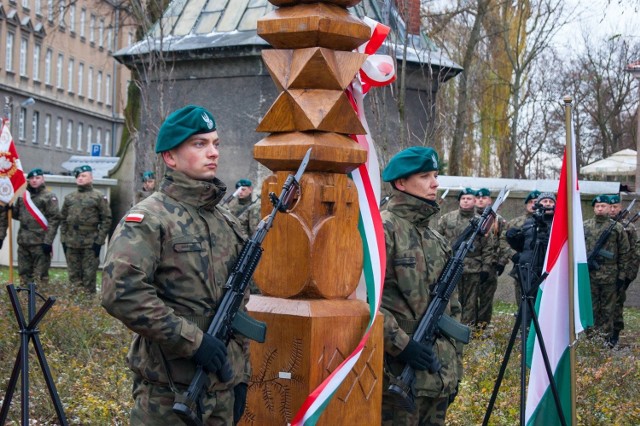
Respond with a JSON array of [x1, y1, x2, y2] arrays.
[[88, 66, 93, 100], [6, 32, 15, 72], [35, 0, 41, 15], [97, 71, 102, 103], [69, 4, 76, 33], [19, 108, 27, 141], [128, 32, 133, 46], [47, 0, 53, 23], [80, 8, 86, 39], [58, 1, 66, 28], [33, 44, 41, 81], [105, 74, 111, 106], [96, 128, 102, 154], [32, 111, 39, 144], [44, 114, 51, 145], [87, 125, 92, 153], [78, 62, 84, 96], [22, 0, 29, 9], [56, 53, 64, 89], [55, 117, 62, 147], [66, 120, 73, 149], [89, 15, 95, 44], [105, 129, 111, 155], [99, 19, 104, 48], [19, 37, 28, 77], [67, 58, 74, 93], [44, 48, 52, 85], [107, 29, 112, 51], [77, 122, 83, 151]]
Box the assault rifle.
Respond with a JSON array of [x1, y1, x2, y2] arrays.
[[173, 148, 312, 426], [387, 187, 508, 413], [587, 199, 635, 271], [221, 186, 242, 205]]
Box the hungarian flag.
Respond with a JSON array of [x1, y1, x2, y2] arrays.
[[524, 127, 593, 425], [0, 118, 27, 205]]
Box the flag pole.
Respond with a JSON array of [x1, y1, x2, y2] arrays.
[[563, 95, 577, 426], [2, 97, 14, 283]]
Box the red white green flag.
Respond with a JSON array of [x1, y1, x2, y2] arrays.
[[0, 118, 27, 205], [525, 125, 593, 425]]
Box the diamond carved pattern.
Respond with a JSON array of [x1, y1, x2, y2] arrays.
[[323, 342, 379, 403]]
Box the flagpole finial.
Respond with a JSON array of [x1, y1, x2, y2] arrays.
[[563, 95, 572, 104]]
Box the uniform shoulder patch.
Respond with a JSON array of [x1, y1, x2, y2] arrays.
[[125, 213, 145, 223]]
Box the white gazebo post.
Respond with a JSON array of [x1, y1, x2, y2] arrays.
[[625, 61, 640, 193]]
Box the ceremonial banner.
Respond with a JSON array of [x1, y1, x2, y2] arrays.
[[525, 124, 593, 426], [0, 119, 27, 205], [291, 17, 394, 425]]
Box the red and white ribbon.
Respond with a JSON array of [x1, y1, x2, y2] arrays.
[[23, 190, 48, 230]]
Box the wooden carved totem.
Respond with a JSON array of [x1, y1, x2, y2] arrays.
[[242, 1, 384, 424]]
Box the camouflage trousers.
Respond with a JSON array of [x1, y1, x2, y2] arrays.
[[590, 274, 617, 338], [130, 376, 234, 426], [459, 273, 480, 325], [18, 244, 52, 286], [65, 247, 99, 293], [381, 394, 449, 425], [613, 280, 632, 334], [477, 274, 498, 325]]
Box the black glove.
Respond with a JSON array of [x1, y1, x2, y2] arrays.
[[42, 244, 52, 255], [233, 383, 248, 424], [624, 278, 633, 290], [495, 263, 505, 276], [616, 279, 625, 291], [448, 382, 460, 405], [511, 253, 520, 264], [192, 333, 228, 374], [92, 243, 102, 257], [0, 239, 3, 250], [396, 340, 441, 373], [479, 271, 489, 282], [62, 243, 67, 254]]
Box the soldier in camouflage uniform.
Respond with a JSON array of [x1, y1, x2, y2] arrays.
[[607, 194, 638, 346], [506, 190, 540, 303], [225, 179, 258, 218], [12, 168, 60, 285], [136, 170, 156, 203], [437, 188, 493, 326], [379, 147, 463, 426], [59, 165, 112, 293], [584, 194, 631, 345], [101, 105, 251, 425], [475, 188, 511, 327]]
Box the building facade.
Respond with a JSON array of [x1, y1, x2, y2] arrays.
[[0, 0, 131, 174]]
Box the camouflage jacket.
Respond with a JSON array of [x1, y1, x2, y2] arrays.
[[60, 184, 112, 248], [13, 185, 60, 246], [478, 208, 512, 268], [381, 190, 462, 398], [238, 199, 262, 239], [507, 212, 533, 230], [101, 170, 250, 391], [624, 222, 640, 282], [437, 208, 493, 274], [584, 215, 631, 282], [0, 204, 8, 241], [226, 195, 258, 218]]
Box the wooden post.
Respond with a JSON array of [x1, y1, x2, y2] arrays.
[[241, 1, 383, 424]]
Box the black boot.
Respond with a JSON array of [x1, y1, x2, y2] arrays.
[[608, 330, 620, 348]]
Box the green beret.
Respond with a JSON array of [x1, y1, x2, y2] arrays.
[[142, 171, 155, 182], [592, 194, 610, 206], [382, 147, 439, 182], [155, 105, 217, 153], [608, 194, 621, 204], [458, 187, 476, 200], [524, 190, 541, 204], [27, 168, 44, 179], [73, 165, 92, 178], [236, 179, 252, 188], [476, 188, 490, 197]]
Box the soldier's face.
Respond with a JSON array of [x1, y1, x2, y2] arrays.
[[459, 194, 475, 210], [28, 175, 45, 189], [394, 171, 439, 201], [237, 186, 252, 199], [593, 202, 610, 216], [76, 171, 93, 185], [476, 195, 491, 208], [525, 199, 537, 213], [609, 203, 621, 217], [143, 179, 155, 191], [163, 131, 220, 181]]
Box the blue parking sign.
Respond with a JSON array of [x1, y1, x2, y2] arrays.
[[91, 143, 102, 157]]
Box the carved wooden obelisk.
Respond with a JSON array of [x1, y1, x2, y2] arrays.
[[242, 1, 384, 425]]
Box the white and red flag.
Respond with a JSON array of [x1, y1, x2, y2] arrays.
[[0, 118, 27, 205]]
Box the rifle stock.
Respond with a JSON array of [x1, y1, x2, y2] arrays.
[[172, 148, 312, 425], [387, 188, 507, 412]]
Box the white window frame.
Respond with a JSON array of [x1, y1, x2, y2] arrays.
[[35, 0, 42, 15], [55, 117, 62, 147], [66, 120, 73, 149], [89, 15, 95, 44], [44, 48, 52, 85], [97, 71, 102, 103], [105, 129, 111, 156], [76, 122, 83, 151], [6, 32, 15, 72], [19, 37, 28, 77], [47, 0, 53, 23], [88, 66, 93, 100], [99, 19, 104, 48], [80, 8, 86, 38], [67, 58, 74, 93], [31, 111, 39, 144], [19, 108, 27, 141], [56, 53, 64, 89], [44, 114, 51, 145], [32, 43, 41, 81], [69, 4, 76, 33], [105, 74, 111, 106], [78, 62, 84, 96], [86, 125, 93, 153], [58, 1, 66, 28]]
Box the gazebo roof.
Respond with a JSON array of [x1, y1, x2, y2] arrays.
[[114, 0, 462, 80], [580, 149, 637, 176]]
